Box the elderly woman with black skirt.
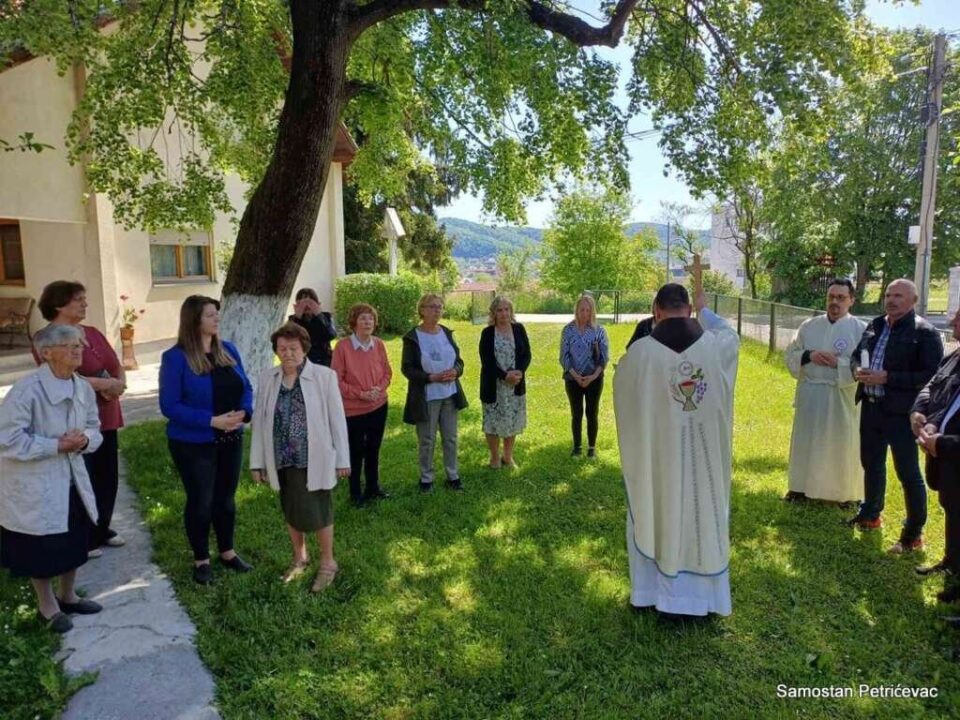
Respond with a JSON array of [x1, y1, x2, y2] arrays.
[[250, 322, 350, 592], [0, 324, 104, 633], [36, 280, 127, 556]]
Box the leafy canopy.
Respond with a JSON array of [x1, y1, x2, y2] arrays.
[[2, 0, 869, 230]]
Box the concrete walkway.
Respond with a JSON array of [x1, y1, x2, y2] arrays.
[[58, 459, 220, 720]]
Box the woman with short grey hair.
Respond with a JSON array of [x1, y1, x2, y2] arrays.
[[0, 324, 104, 633]]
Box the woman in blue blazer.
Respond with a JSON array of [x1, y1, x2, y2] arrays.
[[159, 296, 254, 584]]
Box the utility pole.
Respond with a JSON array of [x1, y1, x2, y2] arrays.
[[914, 33, 947, 316], [665, 222, 671, 284]]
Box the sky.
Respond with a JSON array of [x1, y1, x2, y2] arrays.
[[437, 0, 960, 230]]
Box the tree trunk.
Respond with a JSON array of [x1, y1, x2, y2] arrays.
[[855, 257, 869, 300], [219, 0, 350, 376]]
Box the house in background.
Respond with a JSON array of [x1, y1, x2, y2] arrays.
[[0, 51, 355, 350], [710, 203, 746, 292]]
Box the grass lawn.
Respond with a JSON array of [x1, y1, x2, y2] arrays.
[[4, 321, 960, 718]]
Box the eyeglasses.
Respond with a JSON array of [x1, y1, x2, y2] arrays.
[[51, 343, 84, 350], [423, 304, 443, 310]]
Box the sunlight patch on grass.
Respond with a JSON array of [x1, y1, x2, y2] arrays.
[[442, 578, 478, 613]]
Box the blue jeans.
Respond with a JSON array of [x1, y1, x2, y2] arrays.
[[858, 400, 927, 541]]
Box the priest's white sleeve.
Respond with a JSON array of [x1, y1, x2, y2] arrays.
[[785, 324, 806, 380], [697, 307, 740, 436]]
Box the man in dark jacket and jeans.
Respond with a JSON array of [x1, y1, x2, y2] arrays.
[[912, 310, 960, 602], [849, 279, 943, 554]]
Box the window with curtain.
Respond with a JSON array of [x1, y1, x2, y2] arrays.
[[0, 222, 25, 285], [149, 230, 213, 283]]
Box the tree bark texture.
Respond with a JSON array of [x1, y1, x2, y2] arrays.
[[220, 0, 351, 373]]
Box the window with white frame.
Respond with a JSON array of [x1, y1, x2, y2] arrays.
[[150, 230, 214, 283]]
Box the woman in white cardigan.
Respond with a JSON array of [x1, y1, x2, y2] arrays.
[[0, 324, 104, 633], [250, 322, 350, 592]]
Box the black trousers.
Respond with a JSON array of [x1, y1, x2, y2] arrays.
[[168, 438, 243, 562], [83, 429, 119, 549], [565, 376, 604, 449], [858, 401, 927, 541], [346, 403, 388, 500], [946, 510, 960, 574]]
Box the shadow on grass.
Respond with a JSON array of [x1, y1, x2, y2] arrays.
[[121, 404, 960, 719]]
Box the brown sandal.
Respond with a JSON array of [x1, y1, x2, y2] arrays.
[[311, 566, 337, 593]]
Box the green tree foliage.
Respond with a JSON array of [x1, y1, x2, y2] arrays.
[[496, 244, 535, 294], [540, 187, 659, 301], [1, 0, 872, 370], [761, 29, 960, 304], [698, 269, 737, 296], [659, 200, 707, 266], [2, 1, 869, 236]]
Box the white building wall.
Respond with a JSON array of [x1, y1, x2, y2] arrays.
[[0, 54, 347, 348], [0, 58, 86, 223], [710, 204, 746, 292]]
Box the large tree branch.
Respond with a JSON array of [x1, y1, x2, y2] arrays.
[[348, 0, 639, 47]]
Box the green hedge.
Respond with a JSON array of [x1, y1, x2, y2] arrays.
[[335, 273, 423, 335]]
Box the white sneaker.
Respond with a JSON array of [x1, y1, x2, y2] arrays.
[[87, 548, 104, 559], [105, 535, 126, 547]]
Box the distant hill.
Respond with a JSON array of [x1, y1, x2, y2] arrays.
[[440, 217, 710, 261]]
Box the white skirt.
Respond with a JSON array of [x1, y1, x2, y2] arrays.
[[626, 513, 732, 616]]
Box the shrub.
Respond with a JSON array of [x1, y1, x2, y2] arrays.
[[442, 293, 474, 322], [335, 273, 423, 335]]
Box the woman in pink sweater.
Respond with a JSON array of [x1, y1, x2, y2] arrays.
[[331, 303, 393, 507]]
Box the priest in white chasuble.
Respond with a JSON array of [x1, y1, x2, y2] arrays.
[[784, 279, 866, 504], [614, 284, 740, 618]]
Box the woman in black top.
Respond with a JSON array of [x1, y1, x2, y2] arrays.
[[289, 288, 338, 366], [479, 297, 531, 468]]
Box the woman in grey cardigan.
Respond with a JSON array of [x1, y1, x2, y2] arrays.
[[0, 324, 104, 633]]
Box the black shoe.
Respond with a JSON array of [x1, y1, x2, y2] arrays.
[[366, 489, 390, 500], [916, 559, 951, 577], [937, 584, 960, 603], [446, 478, 464, 491], [419, 482, 434, 494], [39, 611, 73, 634], [942, 616, 960, 628], [58, 598, 103, 615], [586, 447, 596, 459], [220, 554, 253, 573], [783, 491, 807, 503], [193, 563, 213, 585], [350, 495, 367, 508], [571, 447, 582, 457]]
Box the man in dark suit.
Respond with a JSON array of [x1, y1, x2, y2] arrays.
[[912, 310, 960, 602], [626, 316, 655, 351], [849, 279, 943, 554]]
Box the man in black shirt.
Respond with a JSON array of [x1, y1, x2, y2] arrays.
[[850, 279, 943, 554], [289, 288, 337, 366]]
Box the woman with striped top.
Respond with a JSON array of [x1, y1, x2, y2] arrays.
[[559, 295, 609, 458]]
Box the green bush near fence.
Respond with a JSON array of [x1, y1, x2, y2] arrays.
[[335, 273, 423, 334], [442, 293, 474, 321]]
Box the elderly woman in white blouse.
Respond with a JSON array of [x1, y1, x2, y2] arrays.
[[0, 324, 104, 633]]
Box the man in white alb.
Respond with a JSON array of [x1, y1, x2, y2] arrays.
[[784, 279, 866, 505], [614, 283, 739, 618]]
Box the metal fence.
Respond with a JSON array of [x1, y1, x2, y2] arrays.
[[708, 293, 956, 352]]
